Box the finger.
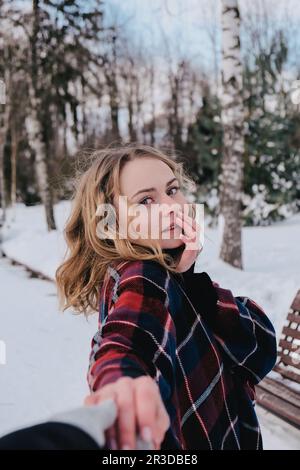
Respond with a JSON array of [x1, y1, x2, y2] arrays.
[[134, 377, 160, 448], [178, 207, 198, 230], [115, 378, 136, 450], [177, 207, 200, 232], [106, 425, 118, 450], [84, 394, 97, 406], [90, 386, 118, 449], [176, 215, 197, 241], [153, 399, 170, 449], [177, 209, 202, 246], [176, 210, 198, 229], [179, 230, 202, 255], [179, 231, 202, 248]]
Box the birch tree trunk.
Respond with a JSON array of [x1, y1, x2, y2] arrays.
[[0, 114, 8, 225], [10, 120, 19, 211], [0, 62, 10, 226], [26, 83, 56, 231], [26, 0, 56, 231], [219, 0, 244, 269], [104, 28, 121, 142]]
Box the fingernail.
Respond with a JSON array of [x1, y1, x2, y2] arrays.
[[154, 439, 160, 450], [111, 437, 118, 450], [141, 427, 152, 443], [122, 444, 131, 450]]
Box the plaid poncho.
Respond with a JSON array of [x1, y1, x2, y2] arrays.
[[87, 255, 277, 450]]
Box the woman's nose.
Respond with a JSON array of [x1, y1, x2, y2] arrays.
[[160, 193, 181, 208], [159, 198, 182, 219]]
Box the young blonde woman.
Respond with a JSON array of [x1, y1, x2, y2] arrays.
[[56, 144, 277, 451]]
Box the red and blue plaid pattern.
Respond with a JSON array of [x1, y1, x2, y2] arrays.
[[87, 258, 277, 450]]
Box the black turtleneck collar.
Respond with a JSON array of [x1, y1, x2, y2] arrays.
[[162, 245, 196, 274], [162, 245, 185, 264], [162, 246, 218, 327]]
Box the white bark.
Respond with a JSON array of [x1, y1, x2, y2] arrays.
[[0, 65, 10, 226], [0, 119, 8, 225], [219, 0, 245, 269], [26, 81, 56, 231], [26, 0, 56, 231]]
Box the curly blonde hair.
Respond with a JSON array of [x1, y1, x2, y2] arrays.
[[55, 143, 196, 316]]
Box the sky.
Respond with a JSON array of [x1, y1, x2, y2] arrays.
[[102, 0, 300, 72], [103, 0, 221, 69]]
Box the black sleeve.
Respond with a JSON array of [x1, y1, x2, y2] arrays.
[[0, 422, 102, 450]]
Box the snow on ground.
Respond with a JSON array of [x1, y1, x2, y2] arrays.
[[2, 201, 300, 335], [256, 406, 300, 450], [1, 201, 70, 280], [0, 201, 300, 448], [0, 256, 97, 437]]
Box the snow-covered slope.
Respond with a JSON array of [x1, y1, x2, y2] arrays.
[[0, 256, 97, 437], [2, 200, 300, 335], [1, 202, 299, 448]]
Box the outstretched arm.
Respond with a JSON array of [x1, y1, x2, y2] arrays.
[[87, 260, 176, 394], [86, 261, 175, 450]]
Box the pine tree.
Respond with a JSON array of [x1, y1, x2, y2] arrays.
[[185, 86, 222, 188], [243, 30, 300, 225]]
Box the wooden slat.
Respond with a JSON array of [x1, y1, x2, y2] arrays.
[[274, 364, 300, 384], [279, 339, 300, 352], [291, 289, 300, 311], [278, 353, 300, 370], [255, 289, 300, 429], [255, 386, 300, 429], [287, 312, 300, 325], [256, 289, 300, 428], [281, 327, 300, 340], [257, 376, 300, 407]]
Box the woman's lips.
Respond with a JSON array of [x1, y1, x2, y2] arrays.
[[163, 223, 180, 232]]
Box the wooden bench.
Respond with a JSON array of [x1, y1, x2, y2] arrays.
[[255, 289, 300, 429]]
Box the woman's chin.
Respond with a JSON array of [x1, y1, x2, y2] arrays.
[[160, 238, 184, 249]]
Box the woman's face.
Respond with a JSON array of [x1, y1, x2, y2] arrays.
[[113, 157, 188, 249]]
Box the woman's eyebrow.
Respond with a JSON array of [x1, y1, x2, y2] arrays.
[[131, 178, 178, 199]]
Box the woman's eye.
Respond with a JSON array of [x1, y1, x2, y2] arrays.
[[139, 186, 180, 205], [167, 186, 180, 196], [139, 196, 153, 205]]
